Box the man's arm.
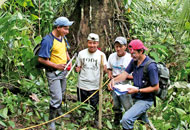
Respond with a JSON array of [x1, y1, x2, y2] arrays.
[[127, 83, 159, 94], [66, 51, 72, 69], [66, 51, 71, 61], [103, 65, 107, 73], [108, 71, 129, 91], [127, 74, 133, 80], [128, 62, 160, 94], [107, 69, 113, 79], [75, 53, 81, 73], [38, 57, 66, 70], [75, 66, 81, 72]]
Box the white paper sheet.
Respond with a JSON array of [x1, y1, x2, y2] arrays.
[[113, 84, 138, 96]]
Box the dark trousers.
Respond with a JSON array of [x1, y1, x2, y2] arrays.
[[77, 88, 99, 112]]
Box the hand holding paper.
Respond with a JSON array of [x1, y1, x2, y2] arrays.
[[113, 84, 138, 95], [108, 79, 115, 91], [114, 84, 138, 92]]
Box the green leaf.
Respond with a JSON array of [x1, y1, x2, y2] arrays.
[[17, 12, 23, 19], [124, 0, 127, 5], [31, 14, 39, 21], [164, 123, 173, 129], [186, 61, 190, 67], [150, 52, 159, 62], [44, 114, 49, 121], [183, 41, 190, 45], [0, 107, 8, 119], [185, 22, 190, 30], [150, 44, 167, 50], [8, 121, 15, 128], [184, 48, 190, 53], [128, 0, 132, 6], [0, 121, 6, 127], [27, 0, 35, 7], [35, 110, 41, 119], [106, 120, 112, 129], [34, 36, 42, 45], [176, 108, 186, 115]]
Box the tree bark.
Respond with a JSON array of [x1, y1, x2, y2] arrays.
[[68, 0, 129, 55]]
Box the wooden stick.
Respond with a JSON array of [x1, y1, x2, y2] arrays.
[[149, 120, 157, 130], [98, 55, 104, 129]]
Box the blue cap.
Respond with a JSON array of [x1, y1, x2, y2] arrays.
[[114, 36, 127, 45], [53, 17, 74, 26]]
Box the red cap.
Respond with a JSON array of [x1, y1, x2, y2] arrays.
[[128, 39, 148, 51]]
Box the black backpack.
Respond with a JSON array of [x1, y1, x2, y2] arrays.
[[33, 34, 54, 69], [143, 59, 170, 101]]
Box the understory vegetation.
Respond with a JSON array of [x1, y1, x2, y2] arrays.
[[0, 0, 190, 130]]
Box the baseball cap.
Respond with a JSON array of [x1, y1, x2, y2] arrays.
[[128, 39, 148, 50], [87, 33, 99, 41], [53, 17, 74, 26], [114, 36, 127, 45]]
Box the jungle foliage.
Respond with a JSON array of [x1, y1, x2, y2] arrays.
[[0, 0, 189, 130]]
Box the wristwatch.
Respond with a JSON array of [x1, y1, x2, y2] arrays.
[[138, 88, 141, 93]]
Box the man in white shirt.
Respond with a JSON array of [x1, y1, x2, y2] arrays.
[[76, 33, 107, 126], [107, 37, 133, 125]]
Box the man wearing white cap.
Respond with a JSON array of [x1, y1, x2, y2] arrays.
[[38, 16, 73, 130], [107, 36, 133, 126], [76, 33, 107, 127]]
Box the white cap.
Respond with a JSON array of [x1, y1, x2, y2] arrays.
[[87, 33, 99, 41], [114, 36, 127, 45]]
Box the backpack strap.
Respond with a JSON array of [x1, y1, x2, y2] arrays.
[[143, 59, 155, 84], [64, 36, 70, 49], [143, 59, 157, 107], [143, 59, 155, 76]]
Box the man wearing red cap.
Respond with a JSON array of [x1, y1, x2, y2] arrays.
[[108, 39, 159, 130]]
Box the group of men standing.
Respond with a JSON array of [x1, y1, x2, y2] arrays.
[[38, 16, 159, 130]]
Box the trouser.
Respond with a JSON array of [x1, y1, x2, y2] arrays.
[[46, 70, 67, 108], [121, 99, 153, 129], [112, 91, 133, 113], [77, 88, 99, 113], [112, 91, 133, 125]]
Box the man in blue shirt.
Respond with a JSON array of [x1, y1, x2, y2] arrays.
[[38, 16, 73, 130], [108, 39, 159, 130]]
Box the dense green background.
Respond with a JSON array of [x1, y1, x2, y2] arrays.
[[0, 0, 189, 129]]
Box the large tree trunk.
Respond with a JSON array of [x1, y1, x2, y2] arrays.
[[68, 0, 130, 55]]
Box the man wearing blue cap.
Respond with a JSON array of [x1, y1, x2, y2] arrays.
[[107, 36, 133, 126], [38, 16, 73, 130]]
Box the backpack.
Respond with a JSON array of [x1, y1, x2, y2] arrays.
[[143, 59, 170, 101], [33, 34, 70, 69], [33, 34, 54, 69]]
